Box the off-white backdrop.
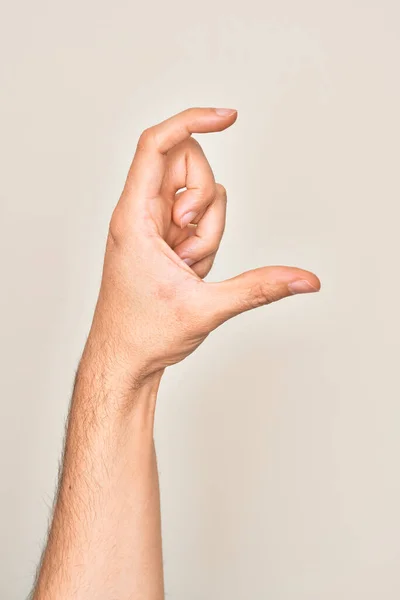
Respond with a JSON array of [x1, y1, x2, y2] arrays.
[[1, 0, 400, 598]]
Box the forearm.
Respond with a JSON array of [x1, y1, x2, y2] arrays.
[[33, 345, 164, 600]]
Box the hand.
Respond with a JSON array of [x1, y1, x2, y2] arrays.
[[87, 107, 320, 387]]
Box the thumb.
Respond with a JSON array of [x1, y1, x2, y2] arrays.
[[205, 266, 320, 327]]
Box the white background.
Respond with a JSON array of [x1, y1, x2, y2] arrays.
[[1, 0, 400, 597]]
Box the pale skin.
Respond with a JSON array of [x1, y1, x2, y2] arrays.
[[31, 107, 320, 599]]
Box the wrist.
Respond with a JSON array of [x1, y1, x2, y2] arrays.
[[84, 319, 163, 381], [76, 333, 164, 419]]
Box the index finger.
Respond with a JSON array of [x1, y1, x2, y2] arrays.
[[125, 107, 237, 199]]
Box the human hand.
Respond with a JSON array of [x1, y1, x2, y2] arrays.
[[87, 108, 320, 388]]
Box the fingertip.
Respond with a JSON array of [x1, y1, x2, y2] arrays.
[[311, 273, 321, 292], [263, 266, 320, 290], [299, 271, 321, 292], [213, 108, 238, 128], [214, 108, 237, 117], [285, 268, 320, 295], [288, 279, 319, 295]]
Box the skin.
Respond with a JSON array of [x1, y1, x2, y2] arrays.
[[31, 107, 320, 599]]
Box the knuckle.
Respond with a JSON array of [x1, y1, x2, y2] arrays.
[[216, 183, 227, 200], [186, 137, 201, 150], [199, 237, 217, 257], [188, 240, 219, 268], [246, 281, 276, 309], [205, 183, 217, 202], [196, 254, 216, 279], [192, 185, 214, 208], [137, 127, 157, 151], [170, 136, 200, 157], [109, 207, 128, 245]]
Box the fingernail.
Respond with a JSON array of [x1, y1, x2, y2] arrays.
[[214, 108, 237, 117], [180, 211, 197, 229], [288, 280, 319, 295], [183, 257, 195, 267]]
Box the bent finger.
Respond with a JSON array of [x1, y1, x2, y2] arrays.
[[161, 138, 216, 229], [190, 252, 217, 279], [126, 107, 237, 200], [174, 183, 227, 266]]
